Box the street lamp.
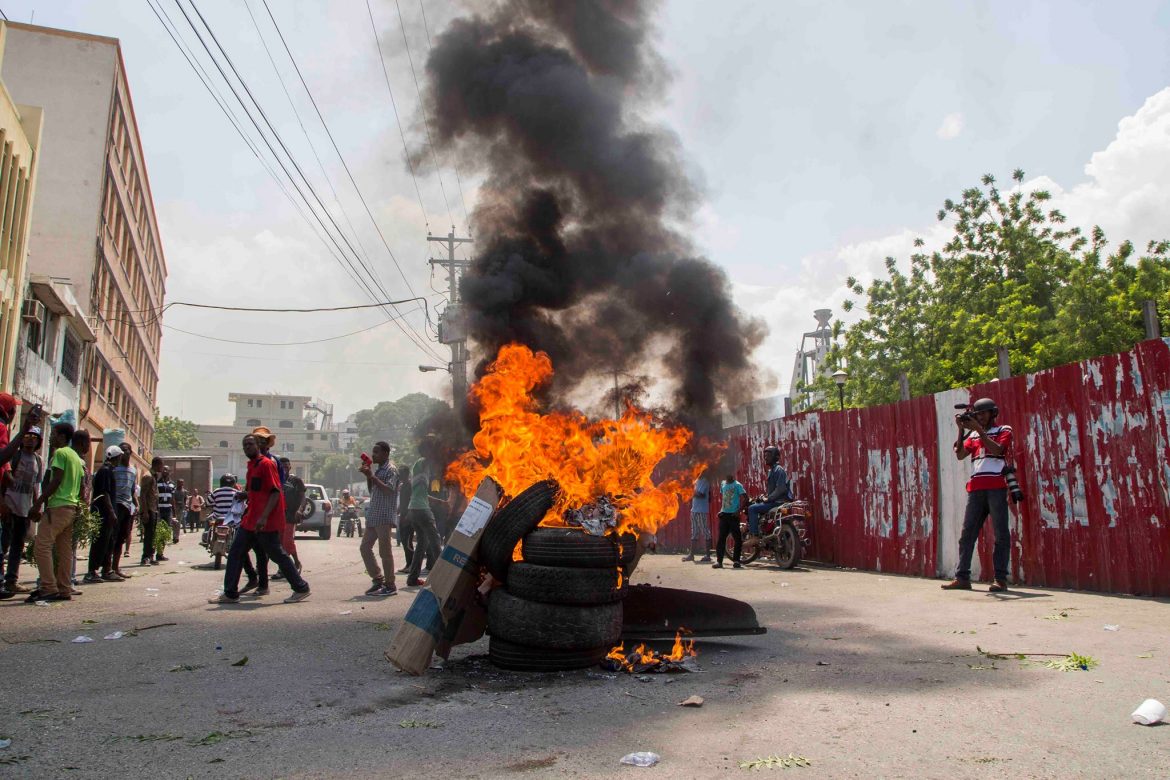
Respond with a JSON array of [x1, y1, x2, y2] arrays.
[[418, 364, 451, 374], [831, 369, 848, 410]]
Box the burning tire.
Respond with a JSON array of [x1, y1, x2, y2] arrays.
[[506, 562, 627, 606], [478, 480, 560, 582], [487, 637, 610, 672], [521, 528, 619, 569], [616, 532, 637, 570], [488, 589, 622, 650]]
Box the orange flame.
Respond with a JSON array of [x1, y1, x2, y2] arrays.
[[448, 344, 719, 536], [605, 628, 697, 672]]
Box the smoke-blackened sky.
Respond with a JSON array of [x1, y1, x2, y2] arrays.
[[420, 0, 765, 423]]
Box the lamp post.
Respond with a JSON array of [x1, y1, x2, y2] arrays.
[[831, 369, 848, 410], [418, 364, 451, 374]]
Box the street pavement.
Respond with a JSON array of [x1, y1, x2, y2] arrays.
[[0, 530, 1167, 778]]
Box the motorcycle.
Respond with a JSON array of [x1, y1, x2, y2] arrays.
[[201, 518, 235, 570], [337, 506, 362, 538], [732, 497, 812, 570]]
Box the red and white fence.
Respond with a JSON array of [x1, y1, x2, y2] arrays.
[[656, 338, 1170, 597]]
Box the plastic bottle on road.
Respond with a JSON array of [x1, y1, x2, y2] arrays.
[[619, 752, 660, 767]]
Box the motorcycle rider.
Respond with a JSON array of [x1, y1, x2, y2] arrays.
[[338, 489, 359, 536], [942, 397, 1015, 593], [746, 445, 792, 538]]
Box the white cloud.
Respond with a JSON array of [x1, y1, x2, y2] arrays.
[[742, 87, 1170, 399], [936, 112, 964, 140]]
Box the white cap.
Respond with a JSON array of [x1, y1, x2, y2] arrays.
[[105, 445, 124, 460]]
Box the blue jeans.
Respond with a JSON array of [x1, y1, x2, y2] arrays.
[[223, 528, 307, 598], [747, 501, 781, 536]]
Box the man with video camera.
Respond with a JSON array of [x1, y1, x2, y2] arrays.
[[942, 397, 1018, 593]]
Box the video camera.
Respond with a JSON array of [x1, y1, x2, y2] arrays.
[[953, 403, 977, 422]]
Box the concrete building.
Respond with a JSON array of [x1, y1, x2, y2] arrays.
[[13, 275, 95, 418], [0, 22, 166, 470], [157, 393, 337, 483], [0, 23, 43, 392]]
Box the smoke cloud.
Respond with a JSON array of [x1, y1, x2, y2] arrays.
[[419, 0, 765, 425]]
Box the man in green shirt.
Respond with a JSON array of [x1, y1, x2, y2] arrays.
[[404, 437, 442, 588], [27, 422, 85, 602]]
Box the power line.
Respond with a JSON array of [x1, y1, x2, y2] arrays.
[[185, 350, 424, 367], [416, 0, 470, 228], [364, 0, 430, 229], [393, 0, 454, 229], [259, 0, 423, 303], [175, 0, 445, 362], [164, 316, 397, 346]]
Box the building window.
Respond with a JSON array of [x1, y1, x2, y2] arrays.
[[278, 420, 293, 428], [282, 442, 295, 452], [219, 441, 229, 448], [304, 446, 313, 453], [60, 332, 82, 384], [256, 399, 262, 408], [246, 418, 261, 426], [247, 399, 254, 407]]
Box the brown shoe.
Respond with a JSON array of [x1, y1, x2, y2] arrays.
[[941, 578, 972, 590], [989, 579, 1009, 593]]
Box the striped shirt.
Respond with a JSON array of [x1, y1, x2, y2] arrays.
[[158, 480, 175, 513], [365, 462, 399, 528], [113, 465, 137, 509], [210, 486, 238, 519]]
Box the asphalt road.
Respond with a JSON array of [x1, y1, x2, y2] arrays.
[[0, 530, 1167, 778]]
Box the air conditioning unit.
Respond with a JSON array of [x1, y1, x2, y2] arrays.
[[21, 298, 44, 325]]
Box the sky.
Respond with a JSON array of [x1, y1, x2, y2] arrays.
[[2, 0, 1168, 425]]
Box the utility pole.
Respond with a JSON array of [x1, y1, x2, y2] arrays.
[[428, 229, 474, 412]]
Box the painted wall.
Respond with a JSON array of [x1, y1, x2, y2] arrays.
[[661, 338, 1170, 597]]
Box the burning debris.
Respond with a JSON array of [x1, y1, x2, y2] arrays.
[[563, 495, 620, 536], [603, 629, 700, 674], [417, 0, 765, 423]]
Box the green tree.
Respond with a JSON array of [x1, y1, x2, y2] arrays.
[[153, 412, 200, 450], [310, 452, 353, 491], [350, 393, 449, 463], [827, 170, 1170, 409]]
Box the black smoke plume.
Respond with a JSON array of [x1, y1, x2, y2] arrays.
[[419, 0, 765, 427]]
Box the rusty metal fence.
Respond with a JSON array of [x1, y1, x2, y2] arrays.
[[657, 338, 1170, 597]]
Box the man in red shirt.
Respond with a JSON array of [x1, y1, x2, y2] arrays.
[[208, 434, 310, 604], [942, 397, 1014, 592]]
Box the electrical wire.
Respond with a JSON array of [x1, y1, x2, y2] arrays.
[[164, 316, 396, 346], [174, 0, 445, 363], [393, 0, 454, 230], [184, 350, 424, 367], [416, 0, 471, 229], [364, 0, 430, 230]]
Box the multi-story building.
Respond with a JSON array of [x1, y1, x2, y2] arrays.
[[1, 22, 166, 470], [0, 23, 43, 392], [13, 275, 95, 418], [157, 393, 337, 483]]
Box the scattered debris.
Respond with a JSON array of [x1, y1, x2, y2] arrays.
[[1044, 653, 1099, 672], [677, 695, 704, 707], [815, 661, 830, 666], [1131, 699, 1166, 725], [0, 755, 29, 766], [339, 610, 353, 615], [1137, 653, 1153, 659], [504, 755, 558, 772], [108, 733, 183, 744], [33, 600, 49, 607], [71, 636, 94, 644], [0, 739, 10, 749], [623, 690, 646, 700], [738, 754, 811, 770], [603, 629, 699, 674], [1043, 611, 1071, 621], [192, 730, 252, 746], [81, 619, 98, 625], [103, 631, 125, 641], [1, 636, 60, 645], [169, 664, 206, 673], [1103, 625, 1119, 631], [399, 719, 442, 729], [967, 664, 997, 671], [231, 656, 249, 667], [619, 752, 660, 767]]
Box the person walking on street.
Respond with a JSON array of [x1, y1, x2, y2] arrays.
[[274, 457, 304, 579], [404, 437, 442, 588], [683, 471, 713, 563], [25, 422, 84, 602], [158, 466, 177, 549], [942, 398, 1015, 593], [186, 489, 204, 532], [83, 447, 124, 584], [358, 441, 399, 596], [173, 479, 187, 535], [0, 426, 43, 598], [110, 444, 136, 578], [139, 458, 162, 566], [209, 435, 309, 604], [68, 429, 93, 587], [713, 474, 748, 570]]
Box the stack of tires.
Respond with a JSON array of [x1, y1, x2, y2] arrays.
[[479, 480, 637, 671]]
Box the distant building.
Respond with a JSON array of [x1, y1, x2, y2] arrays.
[[337, 412, 359, 452], [1, 22, 167, 470], [0, 23, 44, 393], [157, 393, 338, 483]]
